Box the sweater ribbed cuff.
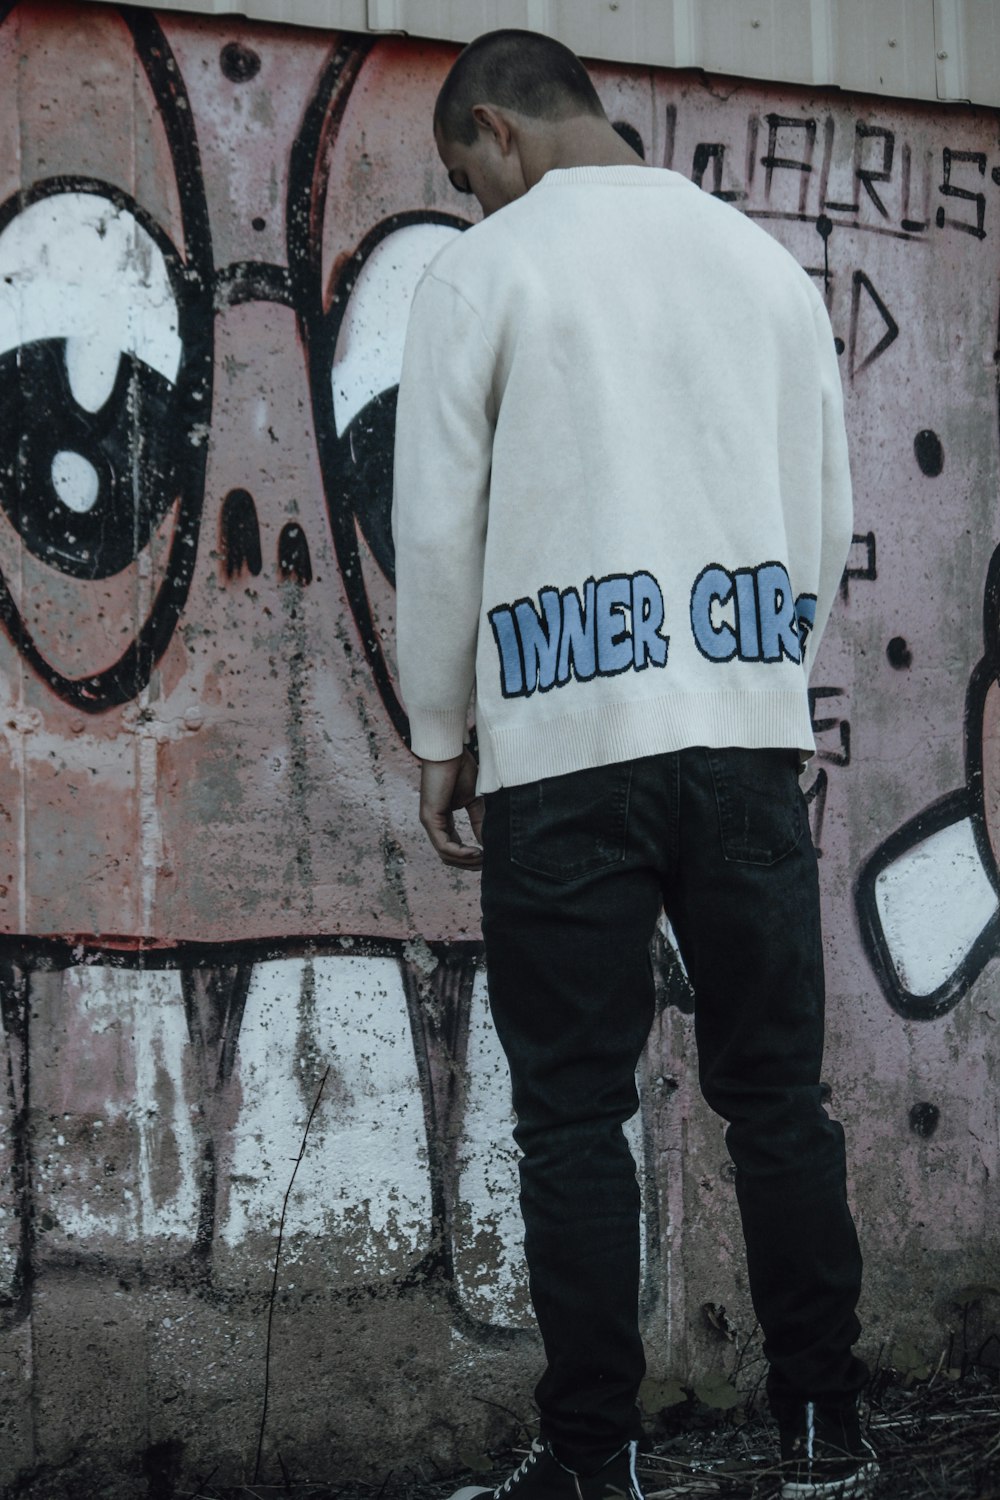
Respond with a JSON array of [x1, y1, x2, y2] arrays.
[[406, 707, 469, 762]]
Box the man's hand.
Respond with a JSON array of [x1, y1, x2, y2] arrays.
[[419, 749, 485, 870]]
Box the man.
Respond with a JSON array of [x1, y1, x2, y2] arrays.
[[392, 29, 876, 1500]]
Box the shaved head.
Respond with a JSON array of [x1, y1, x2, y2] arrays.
[[434, 29, 605, 147]]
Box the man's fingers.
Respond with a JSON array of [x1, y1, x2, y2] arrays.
[[464, 794, 485, 846], [436, 840, 484, 869], [419, 800, 483, 868], [423, 818, 483, 868], [418, 750, 485, 869]]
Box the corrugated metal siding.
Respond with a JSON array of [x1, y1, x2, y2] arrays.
[[78, 0, 1000, 107], [936, 0, 1000, 108]]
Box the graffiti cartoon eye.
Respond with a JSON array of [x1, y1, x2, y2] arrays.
[[0, 13, 214, 712], [0, 191, 183, 579], [331, 218, 463, 584], [290, 37, 472, 744], [310, 214, 466, 742]]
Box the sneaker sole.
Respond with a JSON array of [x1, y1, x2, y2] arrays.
[[447, 1487, 495, 1500], [780, 1459, 879, 1500]]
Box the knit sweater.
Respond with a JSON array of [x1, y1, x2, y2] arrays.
[[392, 165, 853, 793]]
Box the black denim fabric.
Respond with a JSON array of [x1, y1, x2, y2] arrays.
[[480, 747, 867, 1471]]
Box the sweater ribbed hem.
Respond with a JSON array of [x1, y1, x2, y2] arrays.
[[476, 691, 815, 793], [406, 706, 469, 762]]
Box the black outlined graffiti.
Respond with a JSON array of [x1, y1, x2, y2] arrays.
[[886, 635, 913, 669], [663, 106, 999, 244], [691, 143, 743, 201], [937, 148, 988, 239], [292, 188, 468, 743], [900, 140, 932, 232], [761, 113, 817, 213], [0, 13, 214, 711], [0, 8, 504, 1343], [219, 40, 261, 84], [809, 687, 851, 768], [0, 20, 463, 746], [849, 272, 899, 377], [855, 124, 894, 217], [857, 544, 1000, 1019], [278, 522, 313, 585], [840, 531, 877, 601], [612, 120, 646, 160], [182, 961, 253, 1265], [803, 768, 829, 858], [914, 428, 945, 477], [0, 957, 29, 1317], [221, 488, 263, 580]]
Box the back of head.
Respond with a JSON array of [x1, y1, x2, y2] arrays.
[[434, 29, 605, 146]]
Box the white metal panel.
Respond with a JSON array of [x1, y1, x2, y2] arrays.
[[366, 0, 986, 101], [697, 3, 822, 86], [368, 0, 668, 59], [363, 0, 827, 76], [832, 0, 938, 100], [530, 1, 688, 70], [936, 0, 1000, 104], [73, 0, 1000, 106]]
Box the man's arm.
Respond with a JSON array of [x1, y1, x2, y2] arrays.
[[392, 269, 496, 863]]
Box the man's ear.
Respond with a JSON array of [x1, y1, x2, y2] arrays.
[[471, 103, 514, 154]]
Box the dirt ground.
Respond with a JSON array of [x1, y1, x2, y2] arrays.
[[189, 1356, 999, 1500]]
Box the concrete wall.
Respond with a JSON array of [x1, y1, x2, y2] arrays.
[[0, 3, 997, 1494]]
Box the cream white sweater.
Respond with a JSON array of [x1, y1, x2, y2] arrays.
[[392, 165, 852, 793]]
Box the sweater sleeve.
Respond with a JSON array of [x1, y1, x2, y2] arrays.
[[391, 271, 497, 761], [807, 295, 854, 669]]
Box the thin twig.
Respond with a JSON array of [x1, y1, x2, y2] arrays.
[[470, 1391, 537, 1441], [183, 1462, 221, 1499], [253, 1067, 331, 1485], [374, 1470, 395, 1500]]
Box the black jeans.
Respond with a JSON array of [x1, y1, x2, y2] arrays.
[[480, 747, 867, 1471]]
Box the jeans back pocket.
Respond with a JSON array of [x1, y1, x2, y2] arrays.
[[508, 762, 632, 882], [707, 747, 805, 865]]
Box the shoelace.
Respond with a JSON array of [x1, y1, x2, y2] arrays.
[[806, 1399, 815, 1473], [497, 1441, 544, 1496]]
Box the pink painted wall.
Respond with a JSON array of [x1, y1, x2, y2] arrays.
[[0, 3, 996, 1493]]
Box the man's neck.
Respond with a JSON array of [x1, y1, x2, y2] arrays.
[[520, 115, 648, 187]]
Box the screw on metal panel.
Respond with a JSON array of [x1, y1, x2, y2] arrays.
[[887, 38, 897, 47], [751, 18, 761, 27], [937, 50, 948, 59]]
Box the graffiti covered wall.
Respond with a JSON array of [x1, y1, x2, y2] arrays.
[[0, 2, 997, 1493]]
